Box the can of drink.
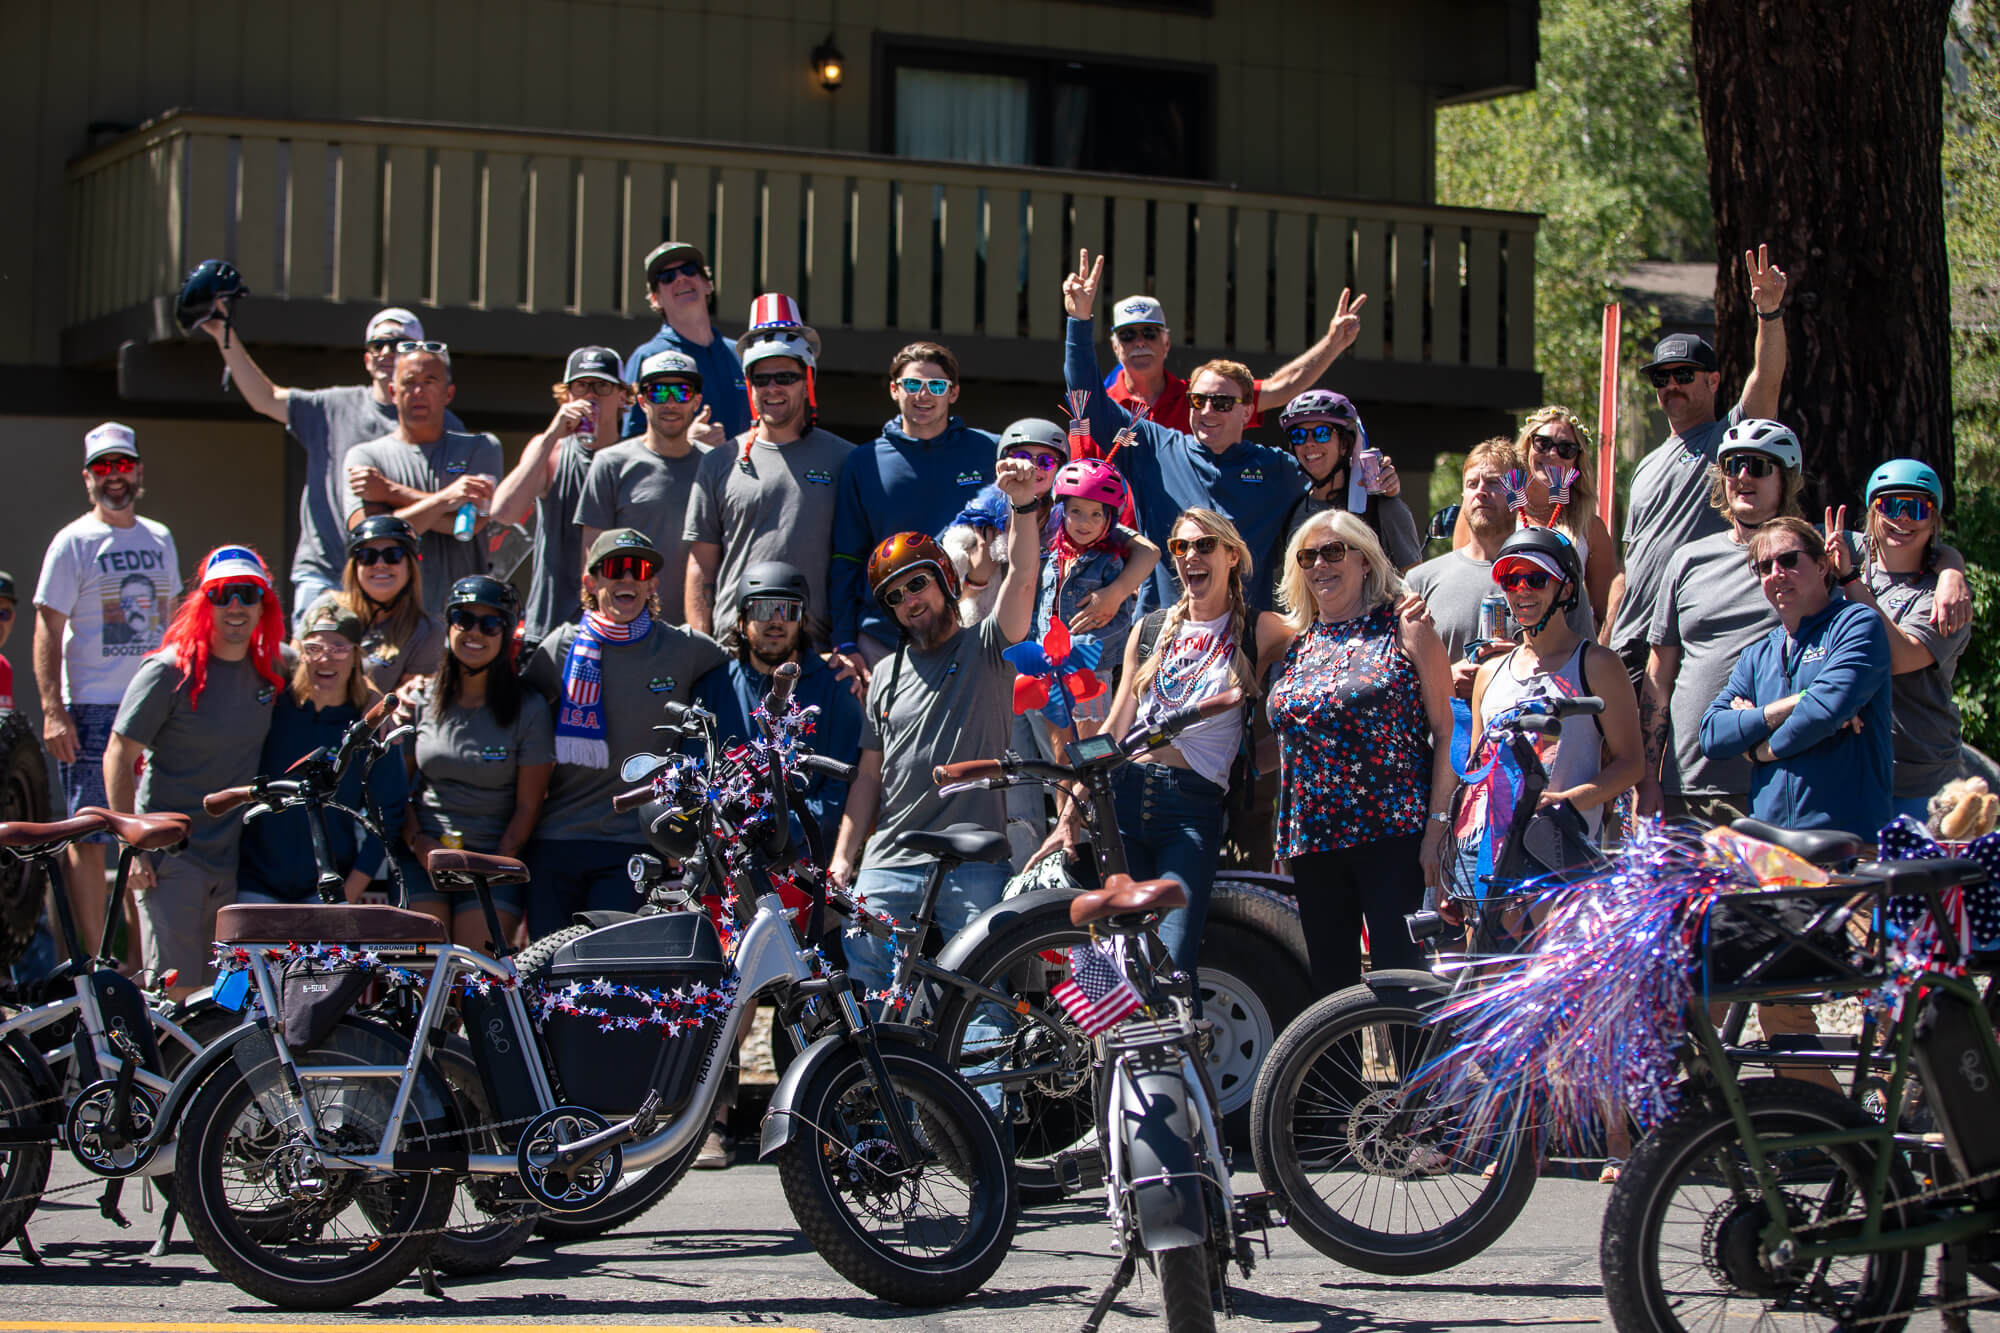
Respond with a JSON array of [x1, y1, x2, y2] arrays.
[[1478, 589, 1510, 644], [1356, 447, 1384, 493], [576, 404, 595, 450], [441, 830, 464, 850]]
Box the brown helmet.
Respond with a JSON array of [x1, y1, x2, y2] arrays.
[[867, 531, 961, 607]]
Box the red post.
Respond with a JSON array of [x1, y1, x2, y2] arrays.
[[1597, 303, 1621, 531]]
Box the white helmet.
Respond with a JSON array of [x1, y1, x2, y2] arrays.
[[1717, 418, 1801, 472]]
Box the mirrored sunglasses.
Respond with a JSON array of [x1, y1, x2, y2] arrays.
[[1187, 392, 1240, 413], [881, 572, 934, 608], [744, 597, 804, 623], [88, 456, 138, 475], [204, 583, 264, 607], [594, 555, 658, 582], [1286, 424, 1350, 448], [895, 376, 952, 397], [1168, 535, 1221, 558], [1006, 449, 1062, 472], [1874, 494, 1934, 523], [642, 381, 697, 404]]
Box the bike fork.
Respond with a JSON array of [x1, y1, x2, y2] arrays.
[[826, 979, 924, 1165]]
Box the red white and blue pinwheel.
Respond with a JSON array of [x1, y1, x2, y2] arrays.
[[1003, 616, 1104, 730]]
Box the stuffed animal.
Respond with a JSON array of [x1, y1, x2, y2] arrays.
[[1929, 776, 2000, 842], [939, 485, 1013, 625]]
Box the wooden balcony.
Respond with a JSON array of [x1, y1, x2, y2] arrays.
[[64, 110, 1539, 407]]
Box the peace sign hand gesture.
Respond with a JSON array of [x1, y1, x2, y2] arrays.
[[1745, 244, 1788, 317], [1327, 287, 1369, 357], [1822, 505, 1854, 579], [1063, 248, 1104, 322]]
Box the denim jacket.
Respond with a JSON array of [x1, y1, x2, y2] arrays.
[[1036, 523, 1138, 666]]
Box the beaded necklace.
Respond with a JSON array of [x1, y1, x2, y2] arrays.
[[1150, 614, 1234, 708]]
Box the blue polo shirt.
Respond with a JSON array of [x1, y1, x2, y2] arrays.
[[621, 324, 748, 440]]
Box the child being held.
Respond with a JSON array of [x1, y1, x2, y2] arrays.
[[1038, 459, 1159, 733]]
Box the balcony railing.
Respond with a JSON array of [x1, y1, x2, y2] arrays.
[[67, 110, 1537, 372]]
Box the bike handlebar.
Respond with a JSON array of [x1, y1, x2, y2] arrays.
[[203, 786, 255, 816], [933, 759, 1004, 783], [798, 753, 857, 783], [611, 785, 657, 814]]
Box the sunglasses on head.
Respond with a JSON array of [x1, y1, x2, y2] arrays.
[[1006, 449, 1062, 471], [651, 260, 705, 285], [1723, 453, 1780, 479], [352, 545, 409, 567], [88, 456, 138, 476], [1497, 570, 1552, 591], [1875, 494, 1935, 523], [880, 572, 934, 608], [446, 606, 508, 636], [1187, 392, 1241, 413], [204, 583, 264, 607], [396, 340, 449, 355], [1752, 548, 1812, 578], [744, 596, 804, 623], [595, 555, 658, 582], [1647, 366, 1700, 389], [1114, 325, 1163, 344], [641, 381, 697, 404], [749, 370, 804, 388], [1295, 541, 1350, 568], [1286, 424, 1352, 448], [1530, 431, 1583, 461], [1168, 535, 1222, 558], [895, 376, 952, 397]]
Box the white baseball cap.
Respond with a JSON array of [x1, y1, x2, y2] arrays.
[[638, 349, 703, 386], [365, 307, 425, 342], [1111, 295, 1168, 331], [84, 422, 138, 463]]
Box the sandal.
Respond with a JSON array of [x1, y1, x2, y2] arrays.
[[1598, 1156, 1624, 1185]]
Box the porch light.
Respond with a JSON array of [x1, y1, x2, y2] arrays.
[[812, 35, 845, 91]]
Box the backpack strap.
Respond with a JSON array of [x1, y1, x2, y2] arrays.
[[1135, 608, 1170, 664]]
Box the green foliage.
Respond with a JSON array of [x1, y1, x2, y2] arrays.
[[1947, 486, 2000, 754]]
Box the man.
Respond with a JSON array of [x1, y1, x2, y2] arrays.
[[105, 546, 283, 998], [684, 325, 854, 644], [343, 345, 502, 617], [1061, 250, 1304, 611], [201, 306, 465, 630], [1101, 287, 1366, 433], [33, 423, 181, 959], [828, 342, 999, 669], [1602, 247, 1790, 686], [621, 242, 743, 443], [830, 459, 1042, 999], [492, 346, 628, 654], [578, 351, 714, 625], [1640, 420, 1806, 824]]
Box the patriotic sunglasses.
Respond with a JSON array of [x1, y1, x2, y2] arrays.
[[1874, 494, 1934, 523]]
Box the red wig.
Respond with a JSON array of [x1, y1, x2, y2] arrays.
[[156, 545, 287, 709]]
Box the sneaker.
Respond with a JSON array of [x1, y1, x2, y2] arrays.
[[695, 1128, 731, 1170]]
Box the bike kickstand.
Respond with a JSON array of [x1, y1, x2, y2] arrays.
[[148, 1188, 180, 1258], [1080, 1254, 1136, 1333], [97, 1178, 130, 1230], [14, 1230, 41, 1266], [417, 1258, 445, 1300]]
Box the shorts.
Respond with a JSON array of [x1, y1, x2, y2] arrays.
[[60, 703, 122, 844], [138, 855, 233, 982], [396, 848, 526, 916]]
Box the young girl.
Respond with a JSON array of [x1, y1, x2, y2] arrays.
[[1037, 459, 1159, 733]]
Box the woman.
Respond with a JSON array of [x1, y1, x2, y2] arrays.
[[1267, 509, 1456, 994], [1827, 460, 1971, 821], [237, 597, 409, 905], [338, 514, 443, 698], [1276, 390, 1423, 571], [401, 576, 553, 945]]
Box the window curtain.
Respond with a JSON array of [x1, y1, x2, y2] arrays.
[[895, 69, 1031, 165]]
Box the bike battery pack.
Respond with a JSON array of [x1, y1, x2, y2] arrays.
[[91, 970, 164, 1073], [1910, 985, 2000, 1192], [459, 987, 547, 1128]]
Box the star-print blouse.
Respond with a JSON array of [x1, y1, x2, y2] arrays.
[[1268, 603, 1431, 857]]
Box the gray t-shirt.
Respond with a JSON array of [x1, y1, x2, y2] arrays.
[[523, 621, 726, 842], [342, 431, 504, 617], [1605, 404, 1743, 657], [1284, 491, 1425, 571], [286, 386, 465, 585], [860, 617, 1017, 869], [575, 438, 711, 625], [1650, 529, 1773, 797], [411, 697, 556, 851], [1405, 548, 1592, 662], [682, 428, 855, 642], [523, 437, 599, 642], [113, 652, 277, 876], [358, 612, 443, 698], [1866, 563, 1970, 799]]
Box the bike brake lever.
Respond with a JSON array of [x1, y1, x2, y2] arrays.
[[377, 724, 416, 748], [937, 779, 1002, 799]]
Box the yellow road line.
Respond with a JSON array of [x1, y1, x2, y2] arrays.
[[0, 1324, 819, 1333]]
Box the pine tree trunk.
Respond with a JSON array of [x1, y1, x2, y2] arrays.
[[1690, 0, 1954, 510]]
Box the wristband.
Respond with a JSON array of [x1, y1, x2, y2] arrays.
[[1837, 569, 1862, 587], [1756, 304, 1785, 322], [834, 642, 857, 655], [1010, 500, 1039, 514]]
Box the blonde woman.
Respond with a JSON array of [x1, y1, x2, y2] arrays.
[[336, 514, 441, 698]]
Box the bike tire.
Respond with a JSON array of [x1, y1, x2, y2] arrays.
[[1196, 918, 1313, 1142], [429, 1039, 538, 1276], [1599, 1078, 1923, 1333], [0, 1055, 52, 1248], [1156, 1242, 1218, 1333], [774, 1039, 1017, 1305], [1249, 974, 1538, 1275], [0, 713, 51, 970]]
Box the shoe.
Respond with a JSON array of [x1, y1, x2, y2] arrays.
[[695, 1128, 731, 1170], [1598, 1156, 1624, 1185]]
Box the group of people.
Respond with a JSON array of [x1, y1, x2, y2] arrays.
[[14, 238, 1975, 1159]]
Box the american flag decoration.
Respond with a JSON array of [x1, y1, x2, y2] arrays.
[[1876, 816, 2000, 951], [1502, 467, 1532, 516], [1542, 464, 1578, 528], [1051, 940, 1143, 1035], [1064, 390, 1094, 461]]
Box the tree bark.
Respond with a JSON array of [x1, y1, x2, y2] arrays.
[[1690, 0, 1954, 510]]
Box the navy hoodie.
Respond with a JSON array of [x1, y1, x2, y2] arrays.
[[691, 651, 864, 856], [829, 415, 999, 649], [1699, 596, 1892, 838]]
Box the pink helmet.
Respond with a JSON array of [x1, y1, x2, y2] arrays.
[[1053, 458, 1129, 510]]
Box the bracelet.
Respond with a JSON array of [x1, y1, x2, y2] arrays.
[[1756, 304, 1785, 322], [1837, 569, 1862, 586], [1428, 811, 1452, 825], [1010, 500, 1039, 514]]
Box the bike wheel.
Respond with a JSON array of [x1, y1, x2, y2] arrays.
[[173, 1022, 458, 1309], [1155, 1242, 1219, 1333], [1250, 975, 1538, 1275], [429, 1039, 538, 1276], [1600, 1078, 1923, 1333], [0, 1055, 53, 1248], [775, 1040, 1017, 1305]]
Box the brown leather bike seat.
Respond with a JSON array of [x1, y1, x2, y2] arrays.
[[427, 849, 532, 887], [78, 807, 190, 852], [215, 902, 447, 945], [0, 813, 108, 849], [1070, 873, 1188, 927]]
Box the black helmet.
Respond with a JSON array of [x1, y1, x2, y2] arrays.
[[346, 514, 421, 557], [739, 561, 808, 606], [446, 575, 517, 612], [176, 259, 249, 334], [1493, 525, 1584, 630]]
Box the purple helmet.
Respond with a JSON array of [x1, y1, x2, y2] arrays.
[[1053, 458, 1129, 511], [1278, 389, 1360, 431]]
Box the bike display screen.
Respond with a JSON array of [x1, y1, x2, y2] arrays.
[[1069, 734, 1119, 764]]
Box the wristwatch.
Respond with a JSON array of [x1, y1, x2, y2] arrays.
[[1010, 500, 1039, 514]]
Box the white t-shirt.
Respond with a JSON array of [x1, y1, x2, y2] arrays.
[[33, 514, 182, 704], [1135, 611, 1244, 789]]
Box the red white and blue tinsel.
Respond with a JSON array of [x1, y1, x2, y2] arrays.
[[1002, 615, 1105, 730]]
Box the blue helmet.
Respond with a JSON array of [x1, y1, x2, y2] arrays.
[[1865, 458, 1943, 508]]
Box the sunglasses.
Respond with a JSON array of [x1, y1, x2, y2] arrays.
[[650, 260, 705, 285], [1294, 541, 1350, 568], [749, 370, 805, 388], [895, 376, 952, 397], [1007, 449, 1062, 472], [1286, 424, 1351, 448], [744, 596, 804, 623], [447, 606, 508, 636], [1114, 326, 1163, 343], [880, 572, 934, 608], [352, 545, 409, 567], [642, 381, 697, 404], [1875, 494, 1935, 523], [1497, 570, 1553, 591], [204, 583, 264, 607], [1187, 393, 1241, 413], [396, 340, 449, 355], [1646, 366, 1700, 389], [88, 456, 138, 476], [594, 555, 658, 582], [0, 606, 14, 624], [1168, 535, 1222, 558], [299, 638, 355, 659], [1752, 548, 1812, 578], [1529, 432, 1583, 461], [1723, 454, 1779, 479], [365, 337, 403, 352]]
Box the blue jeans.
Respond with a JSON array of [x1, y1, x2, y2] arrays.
[[525, 840, 648, 937], [844, 859, 1012, 999], [1111, 763, 1227, 976]]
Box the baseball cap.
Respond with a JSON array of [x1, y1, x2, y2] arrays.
[[587, 527, 665, 571], [637, 349, 702, 386], [741, 330, 815, 372], [644, 242, 707, 282], [365, 307, 425, 342], [1111, 295, 1168, 331], [199, 544, 273, 591], [84, 422, 139, 463], [299, 595, 365, 645], [1639, 332, 1718, 374], [563, 346, 625, 385], [0, 570, 16, 602]]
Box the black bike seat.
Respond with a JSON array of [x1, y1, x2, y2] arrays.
[[893, 824, 1011, 864], [1854, 857, 1989, 899], [1730, 819, 1868, 867]]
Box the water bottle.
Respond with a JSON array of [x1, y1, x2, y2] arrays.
[[452, 504, 478, 543]]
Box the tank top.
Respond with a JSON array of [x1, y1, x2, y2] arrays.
[[1134, 611, 1244, 789], [1480, 639, 1605, 836]]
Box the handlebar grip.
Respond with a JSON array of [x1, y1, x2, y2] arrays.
[[764, 661, 800, 712], [611, 785, 656, 814], [1516, 715, 1563, 736], [203, 786, 256, 816], [934, 759, 1005, 784], [799, 754, 858, 783], [1552, 696, 1605, 718], [1193, 686, 1245, 720]]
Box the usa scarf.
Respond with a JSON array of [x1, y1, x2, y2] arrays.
[[555, 609, 652, 768]]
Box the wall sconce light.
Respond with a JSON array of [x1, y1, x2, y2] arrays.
[[812, 34, 845, 91]]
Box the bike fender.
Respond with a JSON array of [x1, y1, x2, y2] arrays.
[[758, 1023, 934, 1159], [932, 886, 1083, 976], [1350, 968, 1455, 1003], [149, 1019, 262, 1134], [1117, 1062, 1211, 1252]]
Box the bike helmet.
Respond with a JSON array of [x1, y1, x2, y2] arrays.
[[739, 329, 816, 372], [175, 259, 249, 334], [1866, 458, 1944, 508], [996, 418, 1069, 462], [346, 514, 421, 558], [1492, 525, 1584, 633], [1278, 389, 1360, 431], [1717, 419, 1802, 472], [445, 575, 517, 613], [1052, 458, 1129, 511], [867, 532, 961, 606], [740, 560, 808, 605]]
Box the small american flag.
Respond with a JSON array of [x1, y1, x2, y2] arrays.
[[1052, 941, 1143, 1035]]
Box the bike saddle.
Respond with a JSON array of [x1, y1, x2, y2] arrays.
[[1070, 873, 1187, 928], [1853, 857, 1989, 899], [0, 812, 107, 849], [894, 824, 1011, 864], [1730, 818, 1868, 867], [77, 806, 190, 851], [426, 848, 532, 886], [215, 902, 447, 945]]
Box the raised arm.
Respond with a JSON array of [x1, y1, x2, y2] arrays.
[[1255, 289, 1367, 412], [1061, 249, 1129, 447], [991, 458, 1045, 645], [492, 399, 590, 526], [199, 317, 289, 424], [1738, 245, 1789, 421]]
